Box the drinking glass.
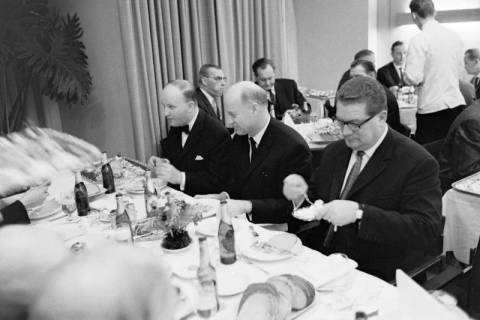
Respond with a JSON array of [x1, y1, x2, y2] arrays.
[[114, 223, 133, 244], [59, 193, 77, 222]]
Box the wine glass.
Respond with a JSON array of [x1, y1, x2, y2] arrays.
[[59, 192, 77, 222]]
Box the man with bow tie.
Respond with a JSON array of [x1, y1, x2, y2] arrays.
[[148, 80, 230, 196]]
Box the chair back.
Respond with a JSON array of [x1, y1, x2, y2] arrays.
[[422, 139, 445, 161]]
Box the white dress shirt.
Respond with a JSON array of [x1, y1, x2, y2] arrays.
[[340, 125, 388, 193], [404, 19, 465, 114]]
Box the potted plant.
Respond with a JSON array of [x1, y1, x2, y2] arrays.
[[161, 197, 202, 250], [0, 0, 92, 134]]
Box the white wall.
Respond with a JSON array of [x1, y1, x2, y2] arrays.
[[293, 0, 373, 91], [52, 0, 136, 158]]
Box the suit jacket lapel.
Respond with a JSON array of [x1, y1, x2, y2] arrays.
[[245, 121, 274, 179], [329, 145, 351, 200], [389, 62, 400, 84], [181, 109, 205, 156], [196, 89, 216, 118], [346, 130, 394, 198]]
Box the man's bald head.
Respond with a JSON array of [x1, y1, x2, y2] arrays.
[[0, 226, 69, 320], [30, 246, 176, 320], [224, 81, 270, 136]]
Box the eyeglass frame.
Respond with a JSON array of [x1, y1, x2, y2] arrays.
[[332, 112, 380, 132], [204, 75, 227, 82]]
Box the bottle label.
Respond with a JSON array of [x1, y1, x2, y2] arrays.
[[218, 222, 236, 264]]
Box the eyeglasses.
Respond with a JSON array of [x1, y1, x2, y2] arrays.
[[206, 76, 227, 81], [333, 113, 378, 132]]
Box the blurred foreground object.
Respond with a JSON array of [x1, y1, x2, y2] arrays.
[[0, 127, 101, 197], [0, 225, 70, 320]]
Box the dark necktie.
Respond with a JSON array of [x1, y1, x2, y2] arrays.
[[473, 76, 480, 91], [177, 125, 189, 134], [323, 150, 365, 248], [267, 89, 276, 116], [249, 137, 257, 162]]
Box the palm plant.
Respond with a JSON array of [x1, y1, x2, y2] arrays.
[[0, 0, 92, 134]]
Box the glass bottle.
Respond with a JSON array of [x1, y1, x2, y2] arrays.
[[144, 170, 157, 217], [101, 152, 115, 193], [74, 171, 90, 216], [114, 193, 133, 244], [197, 236, 220, 318], [218, 200, 236, 264]]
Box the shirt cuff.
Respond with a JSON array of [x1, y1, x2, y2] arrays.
[[179, 172, 186, 191]]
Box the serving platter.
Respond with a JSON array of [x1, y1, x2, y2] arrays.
[[452, 171, 480, 197]]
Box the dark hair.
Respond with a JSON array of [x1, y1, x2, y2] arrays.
[[166, 80, 196, 103], [465, 48, 480, 60], [252, 58, 275, 76], [353, 49, 375, 60], [199, 64, 221, 78], [391, 41, 404, 52], [350, 59, 376, 74], [409, 0, 435, 18], [336, 76, 386, 116]]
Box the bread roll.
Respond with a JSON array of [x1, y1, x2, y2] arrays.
[[237, 283, 280, 320]]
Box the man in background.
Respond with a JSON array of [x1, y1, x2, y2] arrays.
[[336, 49, 376, 92], [197, 81, 311, 232], [350, 59, 408, 135], [252, 58, 308, 120], [283, 77, 442, 281], [464, 48, 480, 100], [149, 80, 230, 196], [438, 99, 480, 193], [404, 0, 465, 144], [377, 41, 407, 94], [195, 64, 227, 122]]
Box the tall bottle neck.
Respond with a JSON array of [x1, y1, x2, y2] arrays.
[[101, 152, 108, 164], [219, 202, 231, 224], [116, 195, 125, 214], [75, 172, 83, 184], [198, 239, 211, 267]]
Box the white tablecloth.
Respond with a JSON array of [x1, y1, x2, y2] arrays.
[[443, 188, 480, 264], [33, 172, 402, 320]]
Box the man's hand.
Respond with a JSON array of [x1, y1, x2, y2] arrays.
[[21, 185, 49, 209], [389, 86, 399, 95], [227, 199, 252, 217], [194, 193, 225, 201], [319, 200, 359, 227], [283, 174, 308, 203], [153, 162, 182, 185]]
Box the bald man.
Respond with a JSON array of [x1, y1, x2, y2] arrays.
[[29, 246, 176, 320], [198, 81, 312, 232], [0, 226, 70, 320], [148, 80, 230, 196]]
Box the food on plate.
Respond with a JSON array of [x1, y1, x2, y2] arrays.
[[281, 274, 315, 311], [237, 275, 315, 320], [292, 199, 324, 221], [251, 233, 299, 256], [237, 283, 281, 320]]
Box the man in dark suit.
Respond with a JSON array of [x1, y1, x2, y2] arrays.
[[350, 59, 409, 136], [465, 48, 480, 100], [197, 81, 312, 232], [194, 64, 227, 121], [336, 49, 376, 92], [377, 41, 407, 93], [438, 101, 480, 193], [252, 58, 308, 120], [283, 76, 442, 281], [148, 80, 230, 196]]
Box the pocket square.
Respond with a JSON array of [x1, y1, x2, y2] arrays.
[[195, 155, 204, 161]]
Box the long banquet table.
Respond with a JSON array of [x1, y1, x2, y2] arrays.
[[31, 171, 403, 320]]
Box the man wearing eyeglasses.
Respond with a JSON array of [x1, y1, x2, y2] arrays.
[[283, 76, 442, 281], [252, 57, 308, 120], [195, 64, 227, 122]]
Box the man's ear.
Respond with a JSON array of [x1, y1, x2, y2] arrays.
[[199, 76, 206, 86], [378, 110, 388, 122], [249, 102, 259, 113], [187, 100, 196, 111]]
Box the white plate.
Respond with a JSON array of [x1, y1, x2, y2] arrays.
[[29, 199, 62, 220], [195, 218, 218, 237], [216, 262, 251, 296], [239, 233, 302, 262]]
